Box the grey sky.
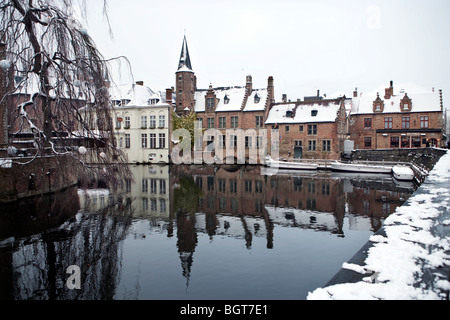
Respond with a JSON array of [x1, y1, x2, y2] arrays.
[[84, 0, 450, 104]]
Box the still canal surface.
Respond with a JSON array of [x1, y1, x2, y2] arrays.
[[0, 164, 416, 300]]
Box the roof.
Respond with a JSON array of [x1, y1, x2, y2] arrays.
[[351, 83, 441, 115], [265, 100, 349, 124], [351, 92, 441, 114], [177, 35, 193, 72], [194, 87, 268, 113], [109, 83, 156, 106]]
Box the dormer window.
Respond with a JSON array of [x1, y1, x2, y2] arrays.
[[207, 97, 215, 109], [286, 110, 293, 117], [224, 94, 230, 104], [373, 93, 384, 113], [121, 99, 131, 106], [254, 93, 260, 104], [400, 93, 412, 112], [311, 110, 318, 117]]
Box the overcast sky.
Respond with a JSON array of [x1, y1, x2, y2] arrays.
[[83, 0, 450, 104]]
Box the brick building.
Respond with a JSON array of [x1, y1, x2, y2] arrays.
[[265, 97, 351, 160], [349, 81, 444, 150], [173, 36, 274, 163]]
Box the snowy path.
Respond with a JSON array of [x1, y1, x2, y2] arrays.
[[307, 149, 450, 300]]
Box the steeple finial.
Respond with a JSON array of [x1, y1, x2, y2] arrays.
[[177, 35, 193, 72]]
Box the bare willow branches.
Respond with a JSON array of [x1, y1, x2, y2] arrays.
[[1, 0, 131, 187]]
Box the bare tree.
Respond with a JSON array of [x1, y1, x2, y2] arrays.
[[0, 0, 131, 188]]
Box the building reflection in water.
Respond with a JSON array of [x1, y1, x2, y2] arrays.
[[0, 164, 415, 299]]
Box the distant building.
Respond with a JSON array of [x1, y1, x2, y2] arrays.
[[174, 35, 274, 163], [349, 81, 444, 150], [111, 82, 172, 164], [265, 97, 350, 160]]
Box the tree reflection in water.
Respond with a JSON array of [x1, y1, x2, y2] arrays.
[[0, 164, 416, 300]]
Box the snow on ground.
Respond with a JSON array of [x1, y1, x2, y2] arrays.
[[307, 149, 450, 300]]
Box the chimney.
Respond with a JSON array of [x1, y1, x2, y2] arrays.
[[246, 75, 253, 94], [268, 76, 274, 103], [166, 88, 173, 106], [317, 89, 320, 97], [136, 81, 144, 86], [384, 80, 393, 99], [353, 87, 358, 98], [282, 94, 287, 103]]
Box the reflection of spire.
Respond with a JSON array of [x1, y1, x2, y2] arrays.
[[179, 251, 193, 292]]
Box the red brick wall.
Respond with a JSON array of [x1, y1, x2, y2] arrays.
[[350, 111, 443, 149]]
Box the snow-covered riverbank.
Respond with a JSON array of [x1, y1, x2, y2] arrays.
[[307, 149, 450, 300]]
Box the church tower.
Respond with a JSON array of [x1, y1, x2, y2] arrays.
[[175, 35, 196, 115]]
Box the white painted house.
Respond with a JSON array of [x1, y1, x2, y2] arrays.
[[110, 83, 172, 164]]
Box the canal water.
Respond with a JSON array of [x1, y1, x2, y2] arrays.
[[0, 164, 416, 300]]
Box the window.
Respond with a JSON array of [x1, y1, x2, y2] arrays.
[[245, 136, 252, 149], [255, 180, 263, 193], [124, 116, 131, 129], [308, 140, 316, 151], [196, 118, 203, 129], [295, 140, 302, 147], [125, 134, 130, 148], [256, 136, 263, 149], [149, 115, 156, 128], [224, 95, 230, 104], [150, 179, 157, 194], [230, 179, 237, 193], [364, 136, 372, 148], [160, 179, 166, 195], [218, 135, 226, 148], [307, 124, 317, 135], [141, 134, 148, 148], [219, 117, 226, 129], [231, 116, 238, 128], [364, 118, 372, 129], [159, 115, 165, 128], [311, 110, 318, 117], [256, 116, 263, 128], [390, 136, 399, 148], [230, 135, 237, 147], [254, 93, 260, 104], [401, 136, 410, 148], [402, 117, 410, 129], [384, 117, 393, 129], [207, 97, 215, 109], [322, 140, 331, 152], [420, 116, 429, 128], [403, 103, 409, 111], [141, 115, 147, 128], [115, 117, 122, 129], [219, 179, 226, 192], [285, 125, 290, 132], [412, 137, 421, 148], [159, 133, 166, 149], [245, 180, 252, 192], [207, 117, 214, 129], [299, 125, 304, 132], [149, 133, 156, 149]]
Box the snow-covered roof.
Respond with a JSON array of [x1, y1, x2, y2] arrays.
[[109, 83, 156, 107], [351, 83, 441, 115], [194, 87, 268, 113], [265, 99, 350, 124]]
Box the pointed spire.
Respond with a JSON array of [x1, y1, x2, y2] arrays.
[[177, 35, 193, 72]]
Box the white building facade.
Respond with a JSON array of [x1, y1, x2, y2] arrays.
[[111, 83, 172, 164]]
